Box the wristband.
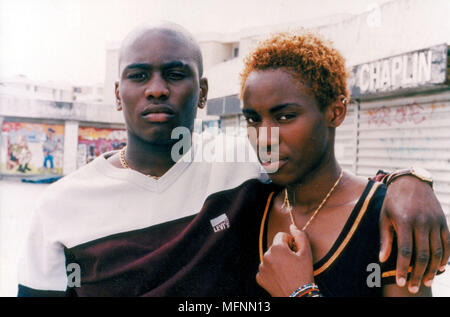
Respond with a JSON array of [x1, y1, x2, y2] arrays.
[[385, 167, 433, 188], [289, 283, 322, 297]]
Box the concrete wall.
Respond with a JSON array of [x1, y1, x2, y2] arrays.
[[103, 46, 120, 106], [316, 0, 450, 67], [0, 95, 124, 124], [203, 0, 450, 101], [199, 41, 236, 71], [0, 80, 74, 102], [62, 121, 79, 175]]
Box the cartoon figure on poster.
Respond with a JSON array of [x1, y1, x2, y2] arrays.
[[77, 127, 127, 167], [1, 122, 64, 175], [8, 135, 32, 173], [42, 128, 57, 170]]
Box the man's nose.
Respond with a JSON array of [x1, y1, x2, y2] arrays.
[[144, 74, 169, 99]]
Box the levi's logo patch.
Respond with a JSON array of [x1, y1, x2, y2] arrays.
[[210, 213, 230, 233]]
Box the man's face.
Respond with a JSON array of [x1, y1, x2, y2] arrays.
[[116, 31, 206, 146]]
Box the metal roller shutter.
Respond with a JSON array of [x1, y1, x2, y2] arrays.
[[357, 91, 450, 218], [335, 102, 357, 173]]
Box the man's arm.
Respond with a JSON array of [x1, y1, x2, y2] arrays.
[[378, 172, 450, 294], [17, 199, 69, 297]]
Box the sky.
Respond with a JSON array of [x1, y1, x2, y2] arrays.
[[0, 0, 393, 86]]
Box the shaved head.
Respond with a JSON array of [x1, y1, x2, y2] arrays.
[[114, 21, 209, 148], [118, 21, 203, 77]]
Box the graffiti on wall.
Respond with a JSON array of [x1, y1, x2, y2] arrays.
[[366, 103, 427, 127], [365, 102, 449, 162], [365, 102, 449, 127], [77, 127, 127, 167], [1, 121, 64, 175]]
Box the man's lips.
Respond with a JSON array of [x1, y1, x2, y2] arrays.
[[141, 105, 175, 123], [142, 113, 175, 123]]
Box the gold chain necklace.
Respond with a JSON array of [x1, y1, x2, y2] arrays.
[[119, 147, 160, 179], [282, 169, 344, 231]]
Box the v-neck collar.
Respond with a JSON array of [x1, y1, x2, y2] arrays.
[[94, 142, 196, 193]]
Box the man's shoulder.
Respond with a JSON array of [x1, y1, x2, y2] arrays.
[[37, 155, 108, 202]]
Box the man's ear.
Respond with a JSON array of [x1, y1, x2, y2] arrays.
[[198, 78, 209, 109], [326, 95, 347, 128], [115, 81, 122, 111]]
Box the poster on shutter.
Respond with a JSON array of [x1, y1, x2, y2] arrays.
[[77, 127, 127, 167], [0, 121, 65, 175]]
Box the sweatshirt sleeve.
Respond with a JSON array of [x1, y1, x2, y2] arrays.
[[17, 199, 69, 296]]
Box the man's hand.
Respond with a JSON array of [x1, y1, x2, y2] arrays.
[[256, 225, 314, 297], [379, 176, 450, 294]]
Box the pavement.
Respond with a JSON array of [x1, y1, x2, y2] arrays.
[[0, 179, 449, 297]]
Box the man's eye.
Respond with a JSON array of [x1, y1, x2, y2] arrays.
[[127, 73, 148, 81], [166, 72, 185, 80]]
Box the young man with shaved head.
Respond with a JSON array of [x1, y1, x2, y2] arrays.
[[18, 22, 449, 297]]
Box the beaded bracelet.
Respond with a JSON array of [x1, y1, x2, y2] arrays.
[[289, 283, 323, 297]]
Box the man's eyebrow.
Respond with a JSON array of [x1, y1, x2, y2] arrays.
[[122, 61, 191, 73], [123, 63, 152, 71], [161, 61, 190, 70]]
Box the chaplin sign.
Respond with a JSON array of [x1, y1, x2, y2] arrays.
[[349, 44, 448, 98]]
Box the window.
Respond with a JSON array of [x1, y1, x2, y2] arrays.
[[233, 47, 239, 58]]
